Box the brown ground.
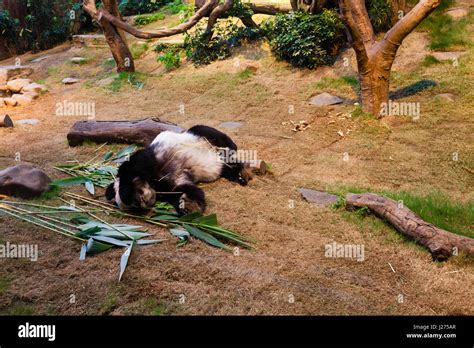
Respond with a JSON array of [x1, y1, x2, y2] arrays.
[[0, 13, 473, 315]]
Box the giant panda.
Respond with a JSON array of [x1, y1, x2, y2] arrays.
[[105, 125, 251, 214]]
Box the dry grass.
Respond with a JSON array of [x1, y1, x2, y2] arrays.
[[0, 20, 473, 315]]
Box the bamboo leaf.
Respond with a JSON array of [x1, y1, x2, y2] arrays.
[[103, 151, 114, 161], [183, 224, 230, 251], [85, 181, 95, 195], [119, 241, 134, 281], [178, 212, 202, 222], [86, 238, 114, 255], [135, 239, 166, 245], [51, 176, 90, 186], [114, 144, 137, 160], [193, 213, 218, 226], [169, 226, 190, 240], [79, 244, 87, 260], [91, 235, 130, 247]]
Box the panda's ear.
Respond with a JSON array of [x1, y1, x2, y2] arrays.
[[105, 183, 116, 201]]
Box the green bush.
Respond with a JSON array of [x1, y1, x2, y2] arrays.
[[118, 0, 173, 15], [184, 21, 262, 66], [366, 0, 393, 33], [157, 47, 182, 69], [264, 10, 344, 69], [134, 12, 166, 26]]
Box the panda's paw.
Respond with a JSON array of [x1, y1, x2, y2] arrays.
[[178, 193, 205, 215]]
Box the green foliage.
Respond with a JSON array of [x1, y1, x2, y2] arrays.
[[157, 47, 182, 70], [134, 12, 166, 26], [420, 1, 472, 51], [165, 0, 190, 15], [118, 0, 173, 16], [185, 21, 263, 66], [264, 10, 344, 69], [109, 72, 146, 92], [366, 0, 393, 33]]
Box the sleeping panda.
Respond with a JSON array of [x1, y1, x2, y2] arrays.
[[105, 125, 251, 214]]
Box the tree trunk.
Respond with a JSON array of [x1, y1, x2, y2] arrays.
[[345, 193, 474, 261]]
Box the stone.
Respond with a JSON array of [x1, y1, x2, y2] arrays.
[[30, 56, 49, 63], [0, 65, 34, 85], [219, 121, 243, 129], [0, 164, 52, 199], [12, 94, 34, 105], [309, 92, 344, 106], [72, 34, 107, 48], [445, 7, 468, 20], [17, 119, 40, 125], [62, 77, 81, 84], [6, 78, 32, 93], [71, 57, 87, 64], [298, 188, 339, 206], [0, 114, 13, 127], [3, 98, 18, 107], [21, 91, 39, 100], [431, 51, 466, 61], [22, 83, 47, 93], [435, 93, 455, 102]]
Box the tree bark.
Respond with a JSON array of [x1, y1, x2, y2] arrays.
[[67, 118, 185, 146], [83, 0, 135, 72], [338, 0, 441, 117], [345, 193, 474, 261]]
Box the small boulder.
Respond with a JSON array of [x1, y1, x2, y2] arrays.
[[17, 119, 40, 125], [298, 188, 339, 206], [3, 98, 18, 107], [6, 78, 33, 93], [12, 94, 34, 105], [21, 91, 39, 100], [309, 92, 344, 106], [71, 57, 87, 64], [0, 114, 13, 127], [0, 164, 52, 199], [22, 83, 47, 93], [62, 77, 81, 85]]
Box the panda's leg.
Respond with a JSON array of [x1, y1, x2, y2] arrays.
[[170, 170, 206, 215], [187, 125, 238, 151]]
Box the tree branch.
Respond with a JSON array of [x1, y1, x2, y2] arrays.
[[384, 0, 440, 49], [83, 0, 218, 39]]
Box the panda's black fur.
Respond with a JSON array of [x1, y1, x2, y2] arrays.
[[105, 125, 250, 214]]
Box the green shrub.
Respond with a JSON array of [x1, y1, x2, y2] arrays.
[[184, 21, 262, 66], [165, 0, 189, 14], [264, 10, 344, 69], [118, 0, 173, 16], [366, 0, 393, 33], [157, 47, 182, 69]]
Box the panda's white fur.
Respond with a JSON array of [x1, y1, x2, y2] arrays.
[[151, 131, 224, 184]]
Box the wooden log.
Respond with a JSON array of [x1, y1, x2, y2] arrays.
[[0, 114, 14, 128], [345, 193, 474, 261], [67, 118, 184, 147]]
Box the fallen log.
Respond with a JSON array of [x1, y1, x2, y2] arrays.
[[67, 118, 184, 147], [0, 114, 13, 128], [345, 193, 474, 261]]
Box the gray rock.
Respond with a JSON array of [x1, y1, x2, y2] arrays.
[[445, 7, 468, 20], [219, 121, 243, 129], [22, 83, 48, 93], [0, 65, 34, 85], [71, 57, 87, 64], [6, 78, 32, 93], [12, 94, 34, 105], [3, 98, 18, 107], [298, 188, 339, 206], [435, 93, 455, 102], [30, 56, 49, 63], [431, 51, 466, 61], [309, 92, 344, 106], [17, 119, 40, 125], [62, 77, 81, 84], [0, 164, 52, 198]]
